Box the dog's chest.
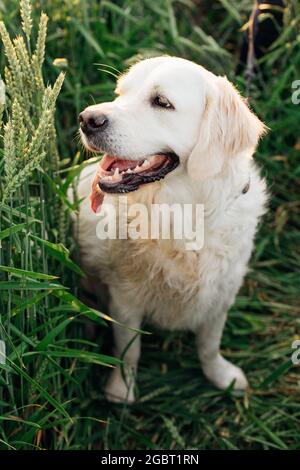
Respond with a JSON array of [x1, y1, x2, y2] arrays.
[[108, 231, 248, 330]]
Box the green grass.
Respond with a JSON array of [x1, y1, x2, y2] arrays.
[[0, 0, 299, 450]]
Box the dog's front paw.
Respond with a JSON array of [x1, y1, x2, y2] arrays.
[[202, 354, 248, 391], [105, 366, 136, 404]]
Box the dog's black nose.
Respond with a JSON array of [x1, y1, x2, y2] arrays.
[[78, 111, 109, 135]]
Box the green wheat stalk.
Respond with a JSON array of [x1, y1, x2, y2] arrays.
[[0, 77, 5, 127]]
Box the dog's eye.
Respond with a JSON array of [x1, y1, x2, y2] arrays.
[[152, 95, 174, 110]]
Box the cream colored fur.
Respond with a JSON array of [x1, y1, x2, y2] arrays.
[[70, 57, 267, 403]]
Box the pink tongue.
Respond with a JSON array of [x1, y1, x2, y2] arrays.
[[90, 168, 105, 213], [90, 190, 104, 213], [89, 156, 138, 213]]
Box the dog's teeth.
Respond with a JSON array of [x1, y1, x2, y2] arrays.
[[142, 159, 149, 167], [127, 168, 133, 173], [114, 168, 119, 176]]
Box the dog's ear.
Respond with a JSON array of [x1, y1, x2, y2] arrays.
[[187, 76, 267, 181]]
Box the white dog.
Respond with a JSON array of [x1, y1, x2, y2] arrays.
[[72, 56, 267, 403]]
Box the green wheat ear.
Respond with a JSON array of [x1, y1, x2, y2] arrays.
[[35, 13, 48, 67], [0, 0, 65, 204], [3, 120, 16, 184], [20, 0, 33, 43]]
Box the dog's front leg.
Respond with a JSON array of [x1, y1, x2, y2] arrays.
[[196, 312, 248, 391], [105, 301, 142, 404]]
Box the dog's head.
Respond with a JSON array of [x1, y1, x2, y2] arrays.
[[79, 56, 266, 212]]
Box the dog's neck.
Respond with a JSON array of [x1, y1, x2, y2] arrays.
[[153, 151, 253, 209]]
